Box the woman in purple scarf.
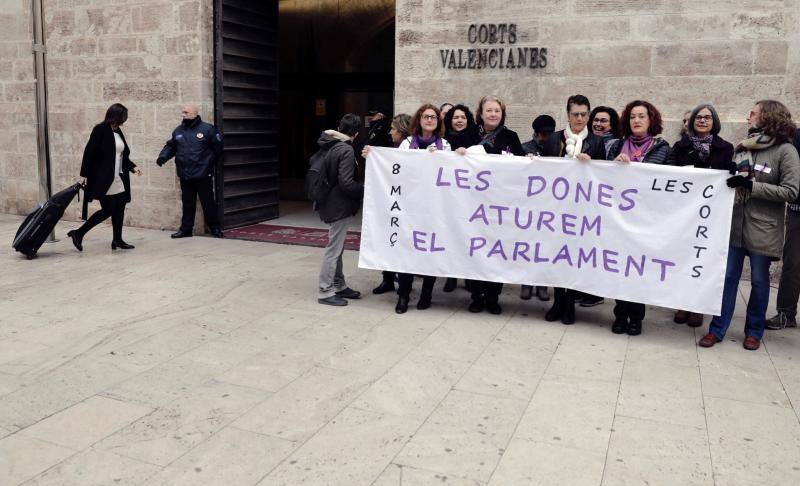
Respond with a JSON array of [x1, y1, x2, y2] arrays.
[[394, 104, 451, 313], [668, 104, 734, 328], [606, 100, 672, 336]]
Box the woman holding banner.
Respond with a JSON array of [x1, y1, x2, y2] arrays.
[[459, 95, 525, 315], [371, 114, 413, 296], [541, 95, 608, 325], [444, 104, 481, 151], [668, 104, 734, 328], [441, 104, 482, 293], [606, 100, 672, 335], [395, 104, 451, 313], [699, 100, 800, 351]]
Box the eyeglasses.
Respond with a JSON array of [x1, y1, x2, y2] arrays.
[[421, 114, 438, 120], [695, 115, 713, 121], [569, 112, 589, 118]]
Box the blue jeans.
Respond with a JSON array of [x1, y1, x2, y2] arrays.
[[709, 246, 772, 341]]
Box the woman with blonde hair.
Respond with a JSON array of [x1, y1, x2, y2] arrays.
[[460, 95, 524, 314]]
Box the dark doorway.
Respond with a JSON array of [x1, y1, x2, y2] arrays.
[[213, 0, 279, 228], [214, 1, 395, 228], [278, 0, 395, 200]]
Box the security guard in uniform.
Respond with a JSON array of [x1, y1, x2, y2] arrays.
[[157, 105, 224, 238]]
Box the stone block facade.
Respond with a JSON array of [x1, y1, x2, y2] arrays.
[[0, 0, 38, 215], [0, 0, 214, 230], [395, 0, 800, 145]]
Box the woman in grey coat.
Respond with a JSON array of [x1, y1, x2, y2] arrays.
[[699, 100, 800, 351]]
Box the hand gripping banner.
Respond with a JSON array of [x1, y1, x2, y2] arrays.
[[359, 147, 735, 315]]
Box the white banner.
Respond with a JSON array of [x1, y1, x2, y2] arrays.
[[358, 147, 734, 316]]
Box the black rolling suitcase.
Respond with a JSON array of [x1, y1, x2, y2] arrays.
[[12, 183, 83, 260]]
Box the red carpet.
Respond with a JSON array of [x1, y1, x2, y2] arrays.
[[225, 224, 361, 250]]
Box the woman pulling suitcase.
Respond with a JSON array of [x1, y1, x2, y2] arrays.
[[68, 103, 142, 252]]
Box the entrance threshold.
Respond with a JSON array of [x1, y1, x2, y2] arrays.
[[224, 200, 362, 250]]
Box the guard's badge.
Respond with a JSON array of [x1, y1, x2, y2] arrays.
[[196, 133, 204, 139]]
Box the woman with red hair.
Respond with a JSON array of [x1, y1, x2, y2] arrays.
[[605, 100, 672, 336]]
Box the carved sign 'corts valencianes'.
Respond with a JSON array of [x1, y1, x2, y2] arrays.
[[439, 23, 547, 70]]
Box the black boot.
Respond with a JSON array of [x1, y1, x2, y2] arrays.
[[417, 290, 432, 310], [561, 291, 576, 325], [111, 240, 135, 250], [485, 298, 502, 315], [468, 295, 484, 313], [612, 317, 628, 334], [545, 289, 565, 322], [395, 295, 409, 314], [627, 319, 642, 336], [373, 279, 395, 294], [67, 230, 83, 252], [443, 278, 457, 293]]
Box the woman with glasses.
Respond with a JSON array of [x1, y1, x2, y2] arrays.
[[699, 100, 800, 351], [540, 95, 608, 325], [395, 104, 452, 313], [667, 104, 735, 328], [589, 106, 620, 158], [606, 100, 672, 336]]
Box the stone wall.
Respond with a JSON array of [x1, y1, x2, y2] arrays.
[[395, 0, 800, 145], [0, 0, 39, 215], [0, 0, 215, 230]]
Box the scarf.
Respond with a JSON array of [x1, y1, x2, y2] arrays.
[[689, 134, 713, 162], [732, 128, 776, 204], [620, 135, 654, 162], [409, 133, 443, 150], [563, 126, 588, 158], [446, 126, 480, 150], [479, 125, 512, 154]]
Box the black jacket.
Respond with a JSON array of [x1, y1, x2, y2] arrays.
[[542, 130, 607, 160], [521, 137, 545, 155], [793, 129, 800, 206], [157, 116, 223, 180], [80, 122, 136, 203], [317, 130, 364, 224], [367, 118, 393, 148], [479, 126, 525, 156], [607, 137, 672, 164], [667, 134, 734, 171], [446, 126, 481, 150]]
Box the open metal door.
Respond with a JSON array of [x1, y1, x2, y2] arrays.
[[214, 0, 279, 228]]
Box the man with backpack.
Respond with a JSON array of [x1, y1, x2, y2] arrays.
[[311, 114, 364, 306]]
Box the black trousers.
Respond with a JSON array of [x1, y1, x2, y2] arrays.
[[398, 273, 436, 298], [614, 300, 646, 322], [180, 176, 220, 233], [552, 287, 576, 307], [78, 193, 127, 241], [469, 280, 503, 303]]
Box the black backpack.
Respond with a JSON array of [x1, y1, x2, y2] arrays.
[[305, 149, 333, 205]]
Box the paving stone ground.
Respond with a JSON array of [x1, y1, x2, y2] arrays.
[[1, 213, 799, 486]]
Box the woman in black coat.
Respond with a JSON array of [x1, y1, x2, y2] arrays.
[[668, 104, 734, 171], [444, 103, 481, 151], [68, 103, 141, 251], [459, 95, 525, 315], [668, 103, 734, 327]]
